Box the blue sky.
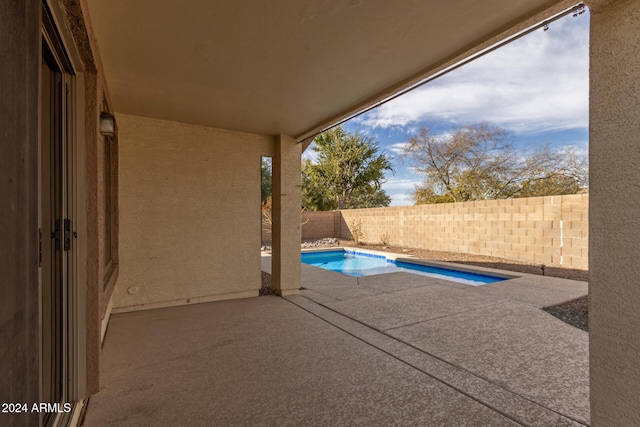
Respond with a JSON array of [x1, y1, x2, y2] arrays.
[[304, 10, 590, 206]]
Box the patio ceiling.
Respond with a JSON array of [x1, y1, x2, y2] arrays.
[[86, 0, 575, 140]]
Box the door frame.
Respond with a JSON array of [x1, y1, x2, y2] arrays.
[[39, 1, 87, 425]]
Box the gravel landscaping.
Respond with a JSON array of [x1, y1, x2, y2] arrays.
[[542, 295, 588, 332], [349, 241, 588, 282], [259, 271, 275, 296]]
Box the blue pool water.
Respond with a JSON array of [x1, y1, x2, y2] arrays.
[[301, 250, 506, 286]]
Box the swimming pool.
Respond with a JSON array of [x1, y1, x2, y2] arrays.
[[301, 249, 507, 286]]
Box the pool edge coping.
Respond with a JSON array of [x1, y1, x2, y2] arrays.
[[301, 247, 521, 280]]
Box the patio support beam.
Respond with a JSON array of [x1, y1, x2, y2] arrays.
[[588, 0, 640, 425], [271, 135, 301, 296]]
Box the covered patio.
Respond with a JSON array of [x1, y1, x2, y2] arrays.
[[84, 263, 589, 426], [3, 0, 640, 426]]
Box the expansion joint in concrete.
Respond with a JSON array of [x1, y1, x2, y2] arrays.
[[284, 295, 588, 426]]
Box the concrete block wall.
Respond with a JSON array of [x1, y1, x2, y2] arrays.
[[301, 211, 342, 240], [338, 194, 588, 269], [263, 210, 341, 243]]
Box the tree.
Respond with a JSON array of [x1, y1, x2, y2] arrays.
[[402, 122, 588, 204], [514, 146, 588, 198], [302, 126, 393, 210], [261, 158, 272, 205]]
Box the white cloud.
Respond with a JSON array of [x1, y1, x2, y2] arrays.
[[404, 126, 419, 135], [388, 193, 414, 207], [388, 142, 410, 155], [360, 13, 589, 134], [383, 177, 420, 207], [383, 177, 416, 191], [301, 142, 319, 162]]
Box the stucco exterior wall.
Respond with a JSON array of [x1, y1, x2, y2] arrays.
[[115, 114, 273, 312], [0, 1, 40, 424], [588, 0, 640, 424], [66, 0, 120, 391], [271, 135, 302, 295], [1, 0, 117, 399], [333, 194, 588, 269]]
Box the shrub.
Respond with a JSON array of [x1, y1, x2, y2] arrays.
[[349, 219, 366, 244]]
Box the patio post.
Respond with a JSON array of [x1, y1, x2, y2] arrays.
[[588, 0, 640, 425], [271, 134, 301, 296]]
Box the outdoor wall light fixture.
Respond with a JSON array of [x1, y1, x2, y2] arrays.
[[99, 112, 116, 136]]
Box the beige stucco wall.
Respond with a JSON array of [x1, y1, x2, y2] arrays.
[[335, 194, 588, 269], [271, 135, 301, 296], [588, 0, 640, 425], [115, 114, 273, 312]]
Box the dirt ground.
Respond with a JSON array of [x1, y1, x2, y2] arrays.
[[343, 240, 588, 282]]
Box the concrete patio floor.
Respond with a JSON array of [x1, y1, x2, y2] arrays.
[[83, 256, 589, 426]]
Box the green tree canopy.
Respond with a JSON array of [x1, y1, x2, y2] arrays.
[[403, 122, 588, 204], [302, 126, 393, 211], [261, 158, 272, 205]]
